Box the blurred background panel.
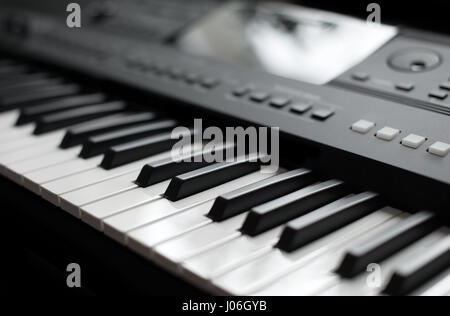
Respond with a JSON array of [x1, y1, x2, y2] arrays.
[[3, 0, 450, 35]]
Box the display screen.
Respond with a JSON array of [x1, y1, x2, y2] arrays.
[[178, 2, 397, 85]]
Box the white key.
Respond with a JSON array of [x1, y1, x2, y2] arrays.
[[80, 180, 170, 230], [212, 207, 402, 295], [41, 150, 173, 205], [153, 213, 249, 274], [103, 171, 272, 244], [0, 110, 19, 127], [60, 172, 140, 216], [128, 202, 213, 257], [2, 146, 81, 184], [319, 228, 449, 296], [23, 156, 103, 194], [0, 124, 35, 143], [182, 227, 283, 283], [0, 141, 60, 167], [416, 271, 450, 296], [0, 129, 63, 154]]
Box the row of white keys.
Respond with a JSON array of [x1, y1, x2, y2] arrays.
[[0, 130, 66, 164], [23, 156, 104, 194], [41, 149, 174, 206], [182, 226, 283, 285], [153, 213, 250, 275], [0, 114, 130, 177], [56, 152, 176, 215], [102, 170, 273, 243], [42, 142, 204, 205], [318, 227, 449, 296], [211, 207, 403, 295], [2, 146, 82, 184]]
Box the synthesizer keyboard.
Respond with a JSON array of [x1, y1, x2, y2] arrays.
[[0, 0, 449, 296]]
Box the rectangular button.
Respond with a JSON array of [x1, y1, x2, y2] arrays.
[[351, 120, 375, 134], [375, 127, 400, 141], [311, 109, 334, 121], [401, 134, 426, 149], [429, 91, 448, 100], [428, 142, 450, 157], [290, 102, 312, 115]]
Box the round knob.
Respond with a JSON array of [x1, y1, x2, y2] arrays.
[[388, 48, 441, 73]]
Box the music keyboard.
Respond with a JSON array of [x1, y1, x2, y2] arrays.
[[0, 56, 449, 296]]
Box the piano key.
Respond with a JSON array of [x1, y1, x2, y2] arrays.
[[0, 83, 81, 111], [42, 149, 175, 199], [79, 119, 176, 158], [60, 112, 158, 148], [103, 171, 273, 243], [153, 213, 249, 270], [16, 93, 107, 125], [33, 101, 127, 134], [0, 130, 65, 157], [416, 271, 450, 296], [182, 227, 283, 282], [383, 235, 450, 295], [0, 110, 20, 128], [2, 146, 82, 184], [0, 114, 132, 164], [0, 124, 37, 145], [81, 180, 171, 229], [207, 168, 315, 222], [100, 129, 192, 170], [135, 147, 224, 188], [55, 153, 176, 213], [320, 227, 447, 296], [277, 192, 384, 252], [23, 156, 103, 194], [212, 207, 402, 295], [41, 142, 204, 204], [164, 157, 262, 202], [241, 180, 349, 236], [336, 211, 439, 278], [128, 202, 214, 256]]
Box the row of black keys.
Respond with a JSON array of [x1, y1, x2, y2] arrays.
[[1, 56, 449, 295]]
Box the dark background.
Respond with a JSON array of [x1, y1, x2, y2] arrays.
[[3, 0, 450, 35]]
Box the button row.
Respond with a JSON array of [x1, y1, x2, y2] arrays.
[[351, 119, 450, 157], [125, 57, 220, 90], [232, 86, 335, 121], [351, 72, 416, 93]]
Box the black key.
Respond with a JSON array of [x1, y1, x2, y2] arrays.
[[277, 192, 384, 252], [164, 156, 262, 202], [135, 144, 235, 187], [383, 235, 450, 296], [16, 93, 107, 126], [60, 112, 158, 148], [0, 77, 64, 96], [241, 180, 348, 236], [79, 119, 176, 158], [34, 101, 127, 135], [208, 168, 315, 222], [100, 129, 192, 170], [0, 83, 81, 111], [336, 211, 439, 278]]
